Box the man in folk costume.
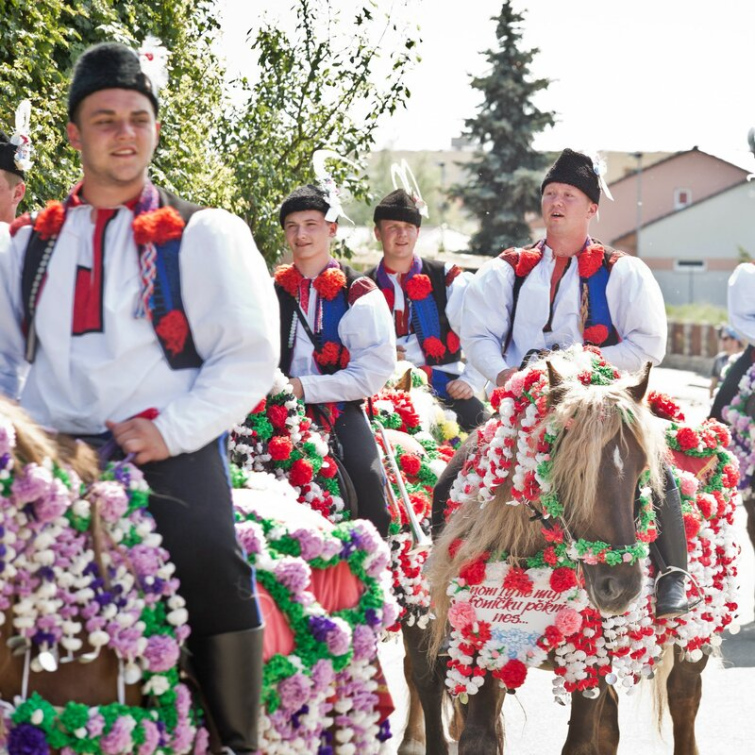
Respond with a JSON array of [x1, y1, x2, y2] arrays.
[[276, 183, 394, 537], [710, 262, 755, 422], [0, 100, 31, 226], [367, 188, 488, 433], [0, 42, 279, 754], [452, 148, 690, 619]]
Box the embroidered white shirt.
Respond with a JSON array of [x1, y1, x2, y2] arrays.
[[0, 204, 279, 456], [289, 266, 396, 405], [460, 244, 667, 383]]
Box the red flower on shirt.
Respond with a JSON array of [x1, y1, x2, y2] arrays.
[[35, 201, 66, 240], [405, 274, 432, 300], [274, 264, 304, 297], [447, 330, 461, 354], [155, 310, 189, 356], [515, 248, 542, 277], [582, 324, 609, 345], [312, 268, 347, 300], [133, 206, 185, 245], [578, 244, 605, 279], [423, 336, 446, 359]]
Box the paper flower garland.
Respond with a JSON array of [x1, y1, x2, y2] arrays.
[[231, 370, 348, 523], [0, 416, 203, 755]]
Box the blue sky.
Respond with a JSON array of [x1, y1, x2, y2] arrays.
[[219, 0, 755, 169]]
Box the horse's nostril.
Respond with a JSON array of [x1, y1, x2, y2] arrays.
[[600, 576, 621, 600]]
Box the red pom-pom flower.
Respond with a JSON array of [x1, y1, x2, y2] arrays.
[[405, 274, 432, 300]]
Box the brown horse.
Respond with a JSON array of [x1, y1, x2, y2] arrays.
[[409, 355, 735, 755]]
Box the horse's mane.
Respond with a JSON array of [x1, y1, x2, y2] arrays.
[[0, 396, 99, 483], [427, 353, 667, 656]]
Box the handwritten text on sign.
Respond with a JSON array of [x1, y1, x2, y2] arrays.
[[467, 569, 572, 635]]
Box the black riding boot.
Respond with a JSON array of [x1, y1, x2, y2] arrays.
[[189, 626, 264, 754], [650, 466, 690, 619]]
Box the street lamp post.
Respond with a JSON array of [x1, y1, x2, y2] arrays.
[[632, 151, 643, 257], [438, 160, 447, 253]]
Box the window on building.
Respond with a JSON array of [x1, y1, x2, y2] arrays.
[[674, 188, 692, 210], [674, 259, 706, 272]]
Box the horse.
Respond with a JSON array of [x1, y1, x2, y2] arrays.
[[411, 347, 740, 755], [232, 367, 462, 755], [0, 398, 206, 754]]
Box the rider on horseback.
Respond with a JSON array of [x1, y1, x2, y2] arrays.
[[0, 108, 27, 225], [366, 187, 489, 433], [449, 148, 690, 619], [709, 262, 755, 421], [275, 183, 395, 537], [0, 42, 279, 754]]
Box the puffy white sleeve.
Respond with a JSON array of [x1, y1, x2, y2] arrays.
[[443, 265, 488, 392], [0, 224, 31, 399], [601, 256, 667, 371], [153, 209, 280, 456], [728, 263, 755, 344], [459, 257, 515, 383], [299, 285, 397, 404]]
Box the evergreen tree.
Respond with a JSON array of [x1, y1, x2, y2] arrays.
[[451, 1, 555, 254]]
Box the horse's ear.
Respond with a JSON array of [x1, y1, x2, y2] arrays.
[[627, 362, 652, 404], [547, 361, 564, 388], [396, 368, 413, 393], [547, 361, 567, 406]]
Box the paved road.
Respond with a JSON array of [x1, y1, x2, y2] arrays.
[[379, 367, 755, 754]]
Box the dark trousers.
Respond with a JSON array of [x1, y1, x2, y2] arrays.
[[141, 437, 262, 639], [710, 344, 754, 422], [431, 433, 478, 538], [333, 402, 391, 537], [440, 394, 489, 434]]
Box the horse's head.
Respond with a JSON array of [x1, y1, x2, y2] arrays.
[[547, 360, 664, 616]]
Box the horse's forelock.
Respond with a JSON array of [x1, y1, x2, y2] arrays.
[[547, 381, 666, 527]]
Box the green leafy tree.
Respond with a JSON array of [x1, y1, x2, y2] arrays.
[[217, 0, 420, 264], [0, 0, 227, 212], [451, 0, 555, 254]]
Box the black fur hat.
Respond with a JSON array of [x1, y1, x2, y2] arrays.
[[279, 184, 332, 227], [541, 149, 600, 204], [68, 42, 159, 121], [0, 131, 24, 179], [373, 188, 422, 227]]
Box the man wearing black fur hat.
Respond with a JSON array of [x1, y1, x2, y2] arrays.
[[0, 41, 278, 754], [451, 148, 689, 619], [0, 130, 27, 224], [276, 183, 394, 537], [367, 188, 487, 432]]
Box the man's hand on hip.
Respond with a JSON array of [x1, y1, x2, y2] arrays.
[[106, 417, 170, 465]]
